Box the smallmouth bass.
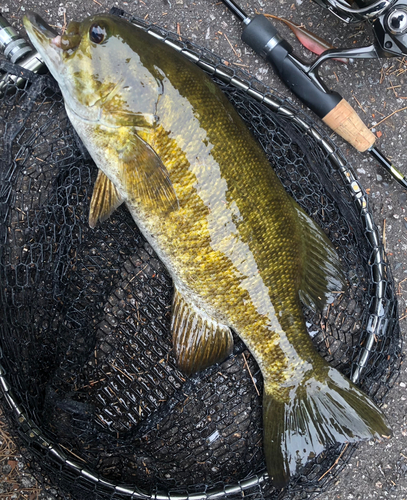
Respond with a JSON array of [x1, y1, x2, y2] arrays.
[[23, 12, 391, 487]]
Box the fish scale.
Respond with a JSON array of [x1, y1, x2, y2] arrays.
[[24, 11, 391, 488]]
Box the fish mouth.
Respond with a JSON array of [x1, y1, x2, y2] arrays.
[[24, 11, 82, 50], [23, 11, 81, 77], [23, 11, 59, 46], [23, 12, 64, 74]]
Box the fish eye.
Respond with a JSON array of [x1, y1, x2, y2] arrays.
[[89, 23, 107, 44]]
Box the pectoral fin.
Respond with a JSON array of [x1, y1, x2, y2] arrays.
[[120, 132, 179, 213], [172, 287, 234, 375], [89, 170, 124, 228]]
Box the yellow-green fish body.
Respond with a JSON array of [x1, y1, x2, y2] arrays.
[[24, 12, 391, 487]]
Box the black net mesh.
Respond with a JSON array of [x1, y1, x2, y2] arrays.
[[0, 11, 402, 500]]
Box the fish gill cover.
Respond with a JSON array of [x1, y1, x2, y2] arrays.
[[0, 10, 402, 500]]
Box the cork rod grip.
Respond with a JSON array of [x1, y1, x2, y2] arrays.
[[322, 99, 376, 153]]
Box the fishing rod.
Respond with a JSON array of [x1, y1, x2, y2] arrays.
[[219, 0, 407, 190], [1, 9, 405, 189]]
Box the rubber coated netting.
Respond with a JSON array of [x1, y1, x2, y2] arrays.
[[0, 11, 402, 500]]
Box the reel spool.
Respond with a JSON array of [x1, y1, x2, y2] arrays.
[[312, 0, 407, 56]]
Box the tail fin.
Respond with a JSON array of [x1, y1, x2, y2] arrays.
[[263, 366, 391, 488]]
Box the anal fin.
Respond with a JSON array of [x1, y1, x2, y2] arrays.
[[172, 287, 234, 375], [89, 170, 124, 228]]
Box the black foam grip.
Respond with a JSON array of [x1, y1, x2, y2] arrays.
[[242, 15, 342, 118]]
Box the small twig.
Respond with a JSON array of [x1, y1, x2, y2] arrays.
[[59, 443, 87, 463], [379, 67, 385, 85], [242, 352, 260, 396], [61, 11, 67, 34], [232, 62, 250, 67], [385, 64, 395, 76], [351, 92, 366, 114], [397, 276, 407, 295], [371, 106, 407, 129], [386, 81, 400, 97], [110, 362, 134, 381], [318, 443, 349, 481], [91, 0, 102, 5], [108, 385, 118, 398], [224, 33, 241, 60]]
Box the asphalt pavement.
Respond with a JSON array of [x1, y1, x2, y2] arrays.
[[1, 0, 407, 498]]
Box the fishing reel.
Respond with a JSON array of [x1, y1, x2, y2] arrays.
[[0, 11, 46, 96], [312, 0, 407, 57]]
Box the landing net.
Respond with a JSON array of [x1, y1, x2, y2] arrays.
[[0, 10, 401, 499]]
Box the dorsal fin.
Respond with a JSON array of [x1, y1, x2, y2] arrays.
[[171, 287, 234, 375], [293, 201, 346, 311], [89, 170, 124, 228]]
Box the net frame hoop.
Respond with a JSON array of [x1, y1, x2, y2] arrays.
[[0, 13, 389, 499]]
